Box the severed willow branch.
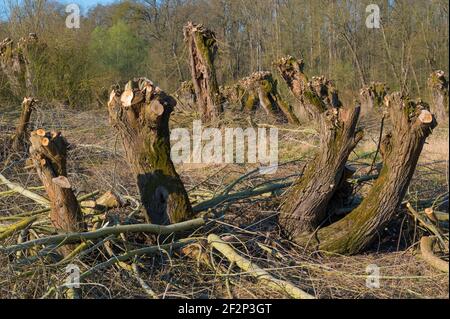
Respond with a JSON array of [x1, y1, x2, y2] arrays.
[[2, 217, 206, 254], [207, 234, 315, 299]]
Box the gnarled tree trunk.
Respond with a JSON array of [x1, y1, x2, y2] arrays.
[[0, 33, 40, 98], [11, 97, 36, 153], [428, 70, 448, 123], [359, 82, 389, 116], [107, 77, 193, 225], [29, 129, 85, 237], [222, 71, 299, 124], [275, 56, 336, 122], [277, 56, 363, 238], [183, 22, 222, 121], [309, 93, 437, 255]]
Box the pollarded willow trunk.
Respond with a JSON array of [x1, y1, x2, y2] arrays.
[[359, 82, 389, 116], [427, 70, 448, 123], [183, 22, 222, 121], [0, 33, 40, 98], [107, 78, 193, 225], [275, 56, 336, 122], [29, 129, 85, 235], [277, 56, 363, 238], [222, 71, 298, 124], [11, 97, 36, 153], [310, 93, 437, 255]]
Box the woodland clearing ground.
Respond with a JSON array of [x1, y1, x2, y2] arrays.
[[0, 106, 448, 299]]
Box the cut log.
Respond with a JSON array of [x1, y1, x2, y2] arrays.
[[427, 70, 449, 123], [208, 234, 315, 299], [222, 71, 299, 124], [309, 93, 437, 255], [359, 82, 389, 116], [183, 22, 222, 120], [107, 77, 193, 225], [29, 130, 85, 247], [277, 56, 363, 237], [0, 33, 41, 98], [11, 97, 37, 153]]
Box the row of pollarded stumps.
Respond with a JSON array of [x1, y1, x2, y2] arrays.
[[182, 22, 299, 124], [21, 71, 437, 257], [0, 33, 43, 99], [276, 55, 437, 254], [221, 71, 299, 124]]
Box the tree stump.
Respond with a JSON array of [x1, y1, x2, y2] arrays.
[[11, 97, 37, 153], [277, 56, 363, 238], [311, 93, 437, 255], [29, 129, 85, 236], [0, 33, 40, 98], [427, 70, 449, 123], [107, 77, 193, 225], [222, 71, 298, 124], [359, 82, 389, 116], [183, 22, 222, 121], [275, 56, 342, 122]]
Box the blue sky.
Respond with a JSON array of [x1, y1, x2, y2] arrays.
[[57, 0, 118, 10], [0, 0, 118, 18]]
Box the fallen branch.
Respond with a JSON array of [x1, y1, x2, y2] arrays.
[[193, 182, 292, 213], [2, 217, 206, 254], [207, 234, 315, 299], [420, 236, 449, 273], [0, 173, 49, 206], [0, 216, 37, 241], [79, 239, 196, 280], [406, 202, 447, 247]]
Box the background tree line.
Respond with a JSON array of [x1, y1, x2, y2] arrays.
[[0, 0, 448, 108]]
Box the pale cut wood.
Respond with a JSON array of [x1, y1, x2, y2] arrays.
[[420, 236, 449, 273], [208, 234, 315, 299]]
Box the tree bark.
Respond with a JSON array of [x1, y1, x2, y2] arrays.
[[29, 129, 86, 237], [427, 70, 448, 123], [107, 77, 193, 225], [0, 33, 39, 98], [309, 93, 437, 255], [276, 56, 363, 237], [359, 82, 389, 116], [11, 97, 36, 153], [183, 22, 222, 121], [222, 71, 299, 124]]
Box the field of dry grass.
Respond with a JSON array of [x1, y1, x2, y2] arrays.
[[0, 104, 448, 299]]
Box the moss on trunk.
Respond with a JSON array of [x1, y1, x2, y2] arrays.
[[277, 56, 363, 237], [108, 78, 193, 225], [0, 33, 42, 99], [427, 70, 448, 123], [183, 22, 222, 121], [306, 93, 437, 255]]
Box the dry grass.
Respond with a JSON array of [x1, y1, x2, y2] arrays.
[[0, 104, 448, 299]]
